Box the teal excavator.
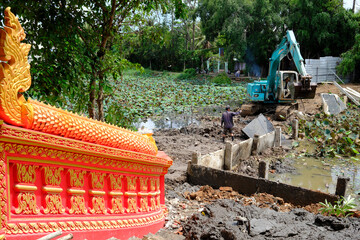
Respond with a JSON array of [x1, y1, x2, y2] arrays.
[[241, 30, 317, 120]]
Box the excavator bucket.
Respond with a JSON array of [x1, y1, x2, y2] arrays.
[[293, 76, 317, 99]]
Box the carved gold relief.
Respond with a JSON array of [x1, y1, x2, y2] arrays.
[[139, 177, 148, 192], [110, 198, 125, 214], [69, 195, 87, 214], [16, 163, 38, 183], [150, 178, 156, 191], [140, 197, 149, 212], [126, 176, 137, 192], [109, 174, 123, 190], [68, 169, 86, 188], [43, 194, 65, 214], [43, 166, 63, 186], [127, 197, 137, 213], [0, 7, 33, 127], [89, 196, 106, 214], [150, 197, 157, 211], [90, 172, 105, 190], [15, 192, 39, 214]]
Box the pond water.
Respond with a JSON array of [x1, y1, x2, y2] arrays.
[[133, 101, 243, 131], [269, 156, 360, 206]]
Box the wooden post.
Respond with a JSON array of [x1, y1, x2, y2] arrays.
[[258, 161, 269, 179], [335, 177, 350, 197], [274, 127, 282, 147], [292, 119, 299, 140]]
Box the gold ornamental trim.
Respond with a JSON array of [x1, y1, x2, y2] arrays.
[[42, 186, 63, 193], [89, 190, 105, 196], [138, 192, 149, 197], [124, 192, 137, 196], [14, 184, 37, 192], [67, 189, 86, 195], [108, 191, 123, 196], [6, 209, 165, 235]]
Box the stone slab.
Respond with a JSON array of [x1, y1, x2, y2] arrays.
[[242, 114, 274, 139], [321, 93, 346, 115]]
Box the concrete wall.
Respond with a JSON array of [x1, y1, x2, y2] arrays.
[[195, 130, 279, 170], [224, 138, 253, 170], [199, 149, 225, 170], [187, 164, 338, 206], [254, 131, 275, 154]]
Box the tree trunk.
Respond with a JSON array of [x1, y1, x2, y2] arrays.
[[97, 73, 104, 121], [353, 0, 356, 13], [88, 76, 96, 119]]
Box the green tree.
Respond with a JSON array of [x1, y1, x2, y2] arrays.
[[288, 0, 357, 58], [1, 0, 184, 122]]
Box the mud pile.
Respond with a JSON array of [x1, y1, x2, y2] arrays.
[[183, 199, 360, 240]]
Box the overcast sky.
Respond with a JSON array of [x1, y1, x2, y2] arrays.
[[344, 0, 358, 12]]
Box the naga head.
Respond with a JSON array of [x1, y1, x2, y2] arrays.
[[0, 7, 33, 127]]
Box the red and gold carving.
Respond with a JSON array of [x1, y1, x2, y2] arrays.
[[69, 195, 87, 214], [126, 196, 137, 213], [16, 163, 38, 184], [0, 8, 172, 239], [110, 197, 125, 214], [44, 195, 65, 214], [68, 169, 86, 188], [89, 196, 106, 214], [15, 192, 39, 214], [139, 197, 149, 212], [139, 177, 148, 192], [126, 176, 137, 192], [109, 174, 123, 190], [90, 172, 106, 190], [43, 166, 63, 186]]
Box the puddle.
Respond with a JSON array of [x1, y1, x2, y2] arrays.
[[269, 156, 360, 207], [134, 101, 243, 131]]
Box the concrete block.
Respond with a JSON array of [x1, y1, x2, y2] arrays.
[[231, 138, 253, 169], [321, 93, 347, 115], [242, 114, 274, 139], [274, 127, 281, 147], [258, 161, 269, 179], [255, 131, 275, 154], [199, 149, 225, 170], [224, 142, 233, 170], [192, 152, 201, 165]]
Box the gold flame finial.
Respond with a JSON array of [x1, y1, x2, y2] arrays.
[[0, 7, 33, 127]]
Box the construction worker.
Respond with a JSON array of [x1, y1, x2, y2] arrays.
[[221, 106, 241, 142]]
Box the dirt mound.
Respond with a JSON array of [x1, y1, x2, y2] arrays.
[[183, 199, 360, 240]]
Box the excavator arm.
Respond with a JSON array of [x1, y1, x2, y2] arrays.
[[265, 30, 315, 101]]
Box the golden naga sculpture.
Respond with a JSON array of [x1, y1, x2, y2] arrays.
[[0, 7, 157, 155]]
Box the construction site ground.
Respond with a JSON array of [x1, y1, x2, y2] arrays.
[[130, 83, 360, 240]]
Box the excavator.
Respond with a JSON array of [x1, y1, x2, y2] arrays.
[[241, 30, 317, 120]]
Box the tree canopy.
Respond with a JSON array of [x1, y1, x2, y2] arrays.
[[1, 0, 359, 128]]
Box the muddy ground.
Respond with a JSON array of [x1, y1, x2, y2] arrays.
[[131, 83, 360, 240]]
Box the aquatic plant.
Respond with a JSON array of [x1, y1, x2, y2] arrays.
[[319, 195, 357, 217], [104, 71, 247, 128], [298, 106, 360, 157]]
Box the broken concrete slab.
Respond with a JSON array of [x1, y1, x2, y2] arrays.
[[321, 93, 346, 115], [242, 113, 274, 139]]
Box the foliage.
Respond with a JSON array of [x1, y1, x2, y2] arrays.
[[319, 196, 357, 217], [1, 0, 185, 121], [211, 73, 232, 86], [337, 34, 360, 77], [104, 71, 247, 128], [298, 106, 360, 157], [288, 0, 358, 58], [177, 68, 197, 80]]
